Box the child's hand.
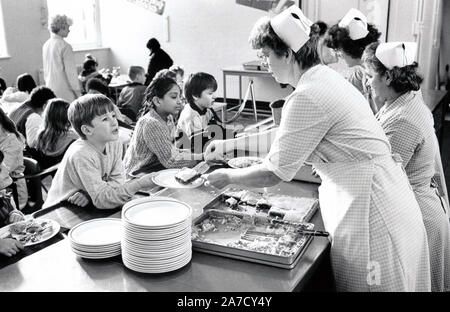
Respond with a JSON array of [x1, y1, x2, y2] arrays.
[[0, 238, 24, 257], [204, 140, 226, 161], [68, 192, 90, 207], [8, 210, 25, 224]]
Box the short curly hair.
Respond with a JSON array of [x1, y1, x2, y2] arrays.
[[363, 42, 423, 93], [326, 23, 381, 59], [248, 16, 321, 70], [49, 14, 73, 34]]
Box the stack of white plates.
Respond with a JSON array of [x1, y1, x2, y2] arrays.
[[69, 218, 122, 259], [121, 197, 192, 273]]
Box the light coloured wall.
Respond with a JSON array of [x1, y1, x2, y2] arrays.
[[0, 0, 48, 86], [99, 0, 292, 102], [0, 0, 111, 88]]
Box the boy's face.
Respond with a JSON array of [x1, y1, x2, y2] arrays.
[[0, 162, 12, 190], [194, 88, 216, 110], [82, 110, 119, 144], [136, 71, 146, 84], [155, 84, 182, 116]]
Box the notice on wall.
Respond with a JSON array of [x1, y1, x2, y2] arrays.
[[236, 0, 297, 13], [126, 0, 166, 15]]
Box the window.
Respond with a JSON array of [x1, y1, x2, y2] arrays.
[[0, 1, 8, 57], [46, 0, 102, 50]]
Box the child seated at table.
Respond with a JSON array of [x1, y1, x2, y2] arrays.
[[33, 99, 79, 169], [78, 54, 112, 95], [177, 72, 238, 152], [123, 76, 201, 177], [0, 150, 25, 257], [43, 94, 156, 210], [116, 66, 147, 122]]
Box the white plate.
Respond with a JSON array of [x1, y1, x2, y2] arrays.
[[151, 169, 204, 189], [227, 156, 263, 169], [122, 197, 192, 228], [69, 218, 122, 247], [0, 219, 60, 247]]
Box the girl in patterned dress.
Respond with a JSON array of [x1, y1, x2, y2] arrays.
[[204, 6, 431, 291], [325, 9, 381, 114], [123, 77, 201, 177], [363, 42, 450, 292]]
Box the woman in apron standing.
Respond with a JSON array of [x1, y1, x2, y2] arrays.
[[363, 42, 450, 291], [204, 6, 431, 291]]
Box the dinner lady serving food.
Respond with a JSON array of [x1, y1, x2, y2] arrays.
[[204, 6, 431, 291]]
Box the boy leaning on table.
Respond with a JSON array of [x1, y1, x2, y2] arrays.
[[43, 94, 155, 210]]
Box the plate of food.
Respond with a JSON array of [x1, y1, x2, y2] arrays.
[[227, 156, 263, 169], [0, 218, 60, 247], [152, 168, 204, 189]]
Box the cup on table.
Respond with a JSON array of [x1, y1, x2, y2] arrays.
[[270, 100, 285, 126]]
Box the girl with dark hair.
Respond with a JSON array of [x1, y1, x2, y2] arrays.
[[123, 76, 200, 177], [34, 99, 79, 169], [325, 9, 381, 113], [363, 41, 450, 292], [0, 73, 37, 115], [204, 6, 430, 291], [0, 108, 27, 210]]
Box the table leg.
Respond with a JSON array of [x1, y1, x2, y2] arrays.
[[223, 72, 227, 122], [250, 79, 257, 122]]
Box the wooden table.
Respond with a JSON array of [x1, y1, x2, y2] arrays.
[[0, 181, 332, 292]]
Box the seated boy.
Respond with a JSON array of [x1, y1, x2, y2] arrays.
[[43, 94, 155, 210], [177, 72, 239, 152], [116, 66, 147, 122]]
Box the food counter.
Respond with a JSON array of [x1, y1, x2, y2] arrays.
[[0, 180, 332, 292]]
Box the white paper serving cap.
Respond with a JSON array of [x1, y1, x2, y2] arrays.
[[270, 5, 313, 53], [375, 42, 417, 69], [338, 8, 369, 40]]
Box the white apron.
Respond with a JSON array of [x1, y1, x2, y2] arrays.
[[313, 154, 431, 292]]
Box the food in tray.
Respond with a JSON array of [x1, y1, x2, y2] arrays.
[[174, 167, 200, 184], [9, 219, 54, 245], [218, 188, 317, 223], [192, 211, 313, 257], [228, 157, 263, 169], [225, 197, 239, 209], [255, 198, 271, 211]]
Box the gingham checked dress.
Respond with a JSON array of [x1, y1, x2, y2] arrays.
[[376, 92, 450, 292], [264, 65, 431, 291]]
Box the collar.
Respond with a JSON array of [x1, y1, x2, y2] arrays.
[[375, 91, 415, 120], [296, 64, 324, 88], [189, 102, 208, 116], [50, 33, 64, 40]]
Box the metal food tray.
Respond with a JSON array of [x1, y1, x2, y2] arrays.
[[191, 209, 315, 269], [196, 188, 319, 224]]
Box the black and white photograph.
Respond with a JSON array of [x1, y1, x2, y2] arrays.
[[0, 0, 450, 296]]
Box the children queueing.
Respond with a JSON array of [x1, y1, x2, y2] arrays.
[[123, 76, 201, 177], [117, 66, 147, 122], [43, 94, 156, 209]]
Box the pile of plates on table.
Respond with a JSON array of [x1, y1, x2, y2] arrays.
[[68, 218, 122, 259], [121, 197, 193, 274]]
